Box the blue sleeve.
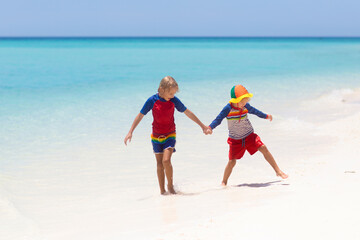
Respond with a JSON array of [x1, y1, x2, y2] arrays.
[[140, 95, 156, 115], [209, 104, 232, 130], [171, 96, 187, 113], [246, 103, 268, 119]]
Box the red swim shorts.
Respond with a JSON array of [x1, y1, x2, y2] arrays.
[[227, 133, 264, 160]]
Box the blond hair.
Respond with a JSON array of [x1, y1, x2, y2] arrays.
[[158, 76, 179, 92]]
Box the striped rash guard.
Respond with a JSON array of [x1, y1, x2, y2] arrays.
[[209, 103, 268, 140], [140, 93, 187, 135]]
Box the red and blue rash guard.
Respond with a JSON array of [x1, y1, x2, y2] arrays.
[[140, 94, 187, 135]]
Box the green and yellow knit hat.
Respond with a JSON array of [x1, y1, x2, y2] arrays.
[[229, 85, 253, 103]]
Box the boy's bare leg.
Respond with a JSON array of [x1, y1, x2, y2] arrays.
[[155, 154, 166, 194], [258, 145, 288, 179], [163, 148, 176, 194], [222, 160, 236, 186]]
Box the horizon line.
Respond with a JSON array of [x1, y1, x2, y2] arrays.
[[1, 36, 360, 39]]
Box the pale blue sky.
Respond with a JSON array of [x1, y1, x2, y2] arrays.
[[1, 0, 359, 37]]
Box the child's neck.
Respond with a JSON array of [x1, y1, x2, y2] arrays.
[[158, 92, 166, 100], [231, 103, 241, 110]]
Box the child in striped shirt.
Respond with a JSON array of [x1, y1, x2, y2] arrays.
[[206, 85, 288, 186]]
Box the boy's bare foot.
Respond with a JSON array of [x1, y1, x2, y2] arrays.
[[168, 185, 177, 194], [277, 171, 289, 179], [221, 182, 227, 187]]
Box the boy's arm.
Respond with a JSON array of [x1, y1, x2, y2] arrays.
[[124, 113, 144, 145], [172, 96, 187, 112], [124, 95, 156, 145], [245, 103, 270, 119], [209, 104, 232, 130], [183, 109, 208, 133]]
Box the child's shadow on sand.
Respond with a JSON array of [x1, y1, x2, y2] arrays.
[[234, 180, 289, 188], [180, 180, 289, 196]]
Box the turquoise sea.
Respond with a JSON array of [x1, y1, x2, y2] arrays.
[[2, 37, 360, 165], [1, 37, 360, 239]]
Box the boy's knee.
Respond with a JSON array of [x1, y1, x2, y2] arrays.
[[157, 162, 164, 169], [162, 158, 171, 166], [229, 160, 236, 167], [259, 145, 269, 153]]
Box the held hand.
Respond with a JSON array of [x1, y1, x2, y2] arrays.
[[203, 126, 213, 135], [202, 126, 208, 135], [124, 132, 132, 145], [267, 114, 273, 122]]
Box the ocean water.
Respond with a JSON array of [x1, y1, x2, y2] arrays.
[[1, 37, 360, 239]]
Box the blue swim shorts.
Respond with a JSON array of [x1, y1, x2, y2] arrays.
[[151, 132, 176, 154]]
